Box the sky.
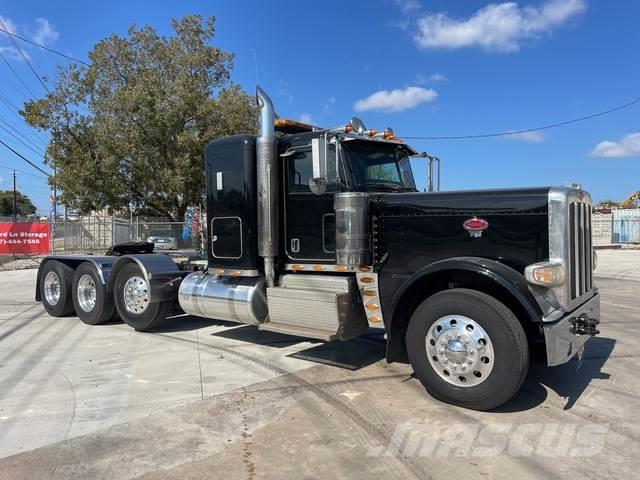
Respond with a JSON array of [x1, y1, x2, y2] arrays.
[[0, 0, 638, 214]]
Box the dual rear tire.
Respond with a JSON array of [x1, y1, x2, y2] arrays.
[[40, 261, 171, 331], [112, 263, 172, 331]]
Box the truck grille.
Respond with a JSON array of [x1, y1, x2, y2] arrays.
[[568, 202, 592, 300]]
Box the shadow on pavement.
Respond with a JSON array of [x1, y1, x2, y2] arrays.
[[496, 336, 615, 412], [152, 314, 232, 333]]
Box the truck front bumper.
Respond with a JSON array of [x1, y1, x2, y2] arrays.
[[543, 292, 600, 366]]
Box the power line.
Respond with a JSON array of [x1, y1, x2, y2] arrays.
[[0, 122, 46, 156], [0, 117, 47, 151], [0, 163, 47, 179], [0, 114, 47, 150], [0, 26, 89, 66], [0, 19, 51, 94], [403, 95, 640, 140], [0, 138, 50, 176], [0, 49, 37, 98]]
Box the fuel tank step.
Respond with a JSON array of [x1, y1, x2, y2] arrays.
[[264, 274, 368, 341], [258, 321, 337, 341]]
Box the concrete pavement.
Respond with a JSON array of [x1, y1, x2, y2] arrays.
[[0, 255, 638, 479]]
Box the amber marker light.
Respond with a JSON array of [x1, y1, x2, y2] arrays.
[[360, 277, 374, 283], [292, 265, 304, 270]]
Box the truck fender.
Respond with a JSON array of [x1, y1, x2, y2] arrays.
[[35, 256, 114, 301], [385, 257, 543, 363], [106, 254, 187, 304]]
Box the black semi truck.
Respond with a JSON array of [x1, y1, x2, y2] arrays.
[[36, 87, 600, 410]]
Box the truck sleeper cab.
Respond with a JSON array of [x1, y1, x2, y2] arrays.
[[36, 87, 600, 411]]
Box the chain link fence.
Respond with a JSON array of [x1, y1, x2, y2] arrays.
[[51, 216, 205, 253]]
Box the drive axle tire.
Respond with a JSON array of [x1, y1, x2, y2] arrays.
[[113, 262, 172, 331], [39, 260, 75, 317], [406, 288, 529, 411], [72, 262, 116, 325]]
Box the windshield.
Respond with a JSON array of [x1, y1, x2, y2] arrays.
[[342, 140, 416, 192]]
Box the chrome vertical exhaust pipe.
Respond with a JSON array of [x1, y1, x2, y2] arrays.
[[256, 86, 278, 287]]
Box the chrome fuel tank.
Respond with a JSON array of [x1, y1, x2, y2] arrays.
[[178, 272, 268, 324]]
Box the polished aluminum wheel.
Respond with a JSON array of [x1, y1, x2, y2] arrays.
[[426, 315, 494, 387], [123, 276, 149, 314], [44, 271, 61, 306], [77, 274, 97, 313]]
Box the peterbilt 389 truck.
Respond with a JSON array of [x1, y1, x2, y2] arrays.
[[35, 87, 600, 410]]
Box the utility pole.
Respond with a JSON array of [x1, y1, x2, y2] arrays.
[[12, 169, 17, 222]]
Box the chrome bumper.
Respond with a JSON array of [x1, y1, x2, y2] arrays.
[[543, 291, 600, 366]]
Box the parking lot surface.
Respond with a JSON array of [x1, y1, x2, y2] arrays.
[[0, 250, 639, 479]]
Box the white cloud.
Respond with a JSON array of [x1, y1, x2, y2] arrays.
[[417, 72, 447, 84], [413, 0, 586, 52], [0, 15, 17, 34], [591, 133, 640, 158], [278, 80, 294, 104], [298, 113, 314, 125], [0, 15, 57, 62], [0, 46, 26, 61], [32, 18, 59, 46], [394, 0, 421, 14], [354, 86, 437, 113], [504, 131, 544, 143]]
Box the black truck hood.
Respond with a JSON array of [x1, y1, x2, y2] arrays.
[[372, 186, 551, 277], [373, 187, 550, 215]]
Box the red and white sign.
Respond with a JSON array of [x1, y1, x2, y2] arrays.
[[0, 223, 51, 255]]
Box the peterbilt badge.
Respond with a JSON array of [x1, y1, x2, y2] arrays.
[[463, 217, 489, 238]]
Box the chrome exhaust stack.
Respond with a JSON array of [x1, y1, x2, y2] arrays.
[[256, 86, 278, 287]]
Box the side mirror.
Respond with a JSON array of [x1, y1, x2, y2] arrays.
[[310, 137, 328, 195]]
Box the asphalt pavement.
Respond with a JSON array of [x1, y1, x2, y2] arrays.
[[0, 252, 638, 479]]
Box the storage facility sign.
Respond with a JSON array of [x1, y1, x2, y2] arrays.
[[0, 223, 51, 255]]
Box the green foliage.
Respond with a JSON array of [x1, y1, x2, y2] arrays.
[[0, 190, 36, 217], [22, 15, 257, 220]]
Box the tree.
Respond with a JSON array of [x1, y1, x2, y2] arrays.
[[0, 190, 36, 217], [22, 15, 257, 221]]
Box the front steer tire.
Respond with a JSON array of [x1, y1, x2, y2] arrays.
[[113, 262, 172, 331], [406, 288, 529, 411], [39, 260, 75, 317]]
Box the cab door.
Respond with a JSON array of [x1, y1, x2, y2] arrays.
[[284, 146, 338, 262]]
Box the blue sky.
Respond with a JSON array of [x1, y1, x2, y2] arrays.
[[0, 0, 638, 214]]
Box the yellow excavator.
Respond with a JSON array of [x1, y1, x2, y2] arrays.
[[620, 191, 640, 209]]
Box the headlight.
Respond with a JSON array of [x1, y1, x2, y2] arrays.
[[525, 261, 565, 287]]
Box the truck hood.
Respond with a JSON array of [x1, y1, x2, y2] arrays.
[[373, 187, 551, 215]]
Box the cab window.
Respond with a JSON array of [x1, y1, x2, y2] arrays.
[[287, 146, 337, 193]]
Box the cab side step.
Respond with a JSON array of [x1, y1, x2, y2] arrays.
[[261, 274, 368, 341]]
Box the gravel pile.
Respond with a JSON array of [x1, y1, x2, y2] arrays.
[[0, 257, 44, 271]]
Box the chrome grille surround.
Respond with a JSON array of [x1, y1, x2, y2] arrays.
[[548, 187, 596, 313]]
